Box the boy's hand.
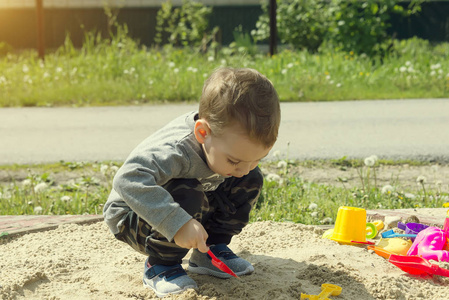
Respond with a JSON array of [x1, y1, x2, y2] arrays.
[[174, 219, 209, 253]]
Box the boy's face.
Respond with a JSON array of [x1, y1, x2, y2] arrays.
[[195, 120, 271, 178]]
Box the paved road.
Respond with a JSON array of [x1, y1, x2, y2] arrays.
[[1, 99, 448, 165]]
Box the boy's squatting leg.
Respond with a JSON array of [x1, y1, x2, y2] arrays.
[[113, 167, 263, 266]]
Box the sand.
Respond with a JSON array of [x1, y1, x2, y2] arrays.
[[2, 221, 449, 300]]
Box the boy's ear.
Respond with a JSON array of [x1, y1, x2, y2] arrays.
[[194, 119, 210, 144]]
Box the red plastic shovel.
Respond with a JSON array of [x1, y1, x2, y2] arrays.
[[207, 249, 240, 279], [389, 254, 449, 277]]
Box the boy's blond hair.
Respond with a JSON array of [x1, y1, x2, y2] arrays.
[[199, 67, 280, 148]]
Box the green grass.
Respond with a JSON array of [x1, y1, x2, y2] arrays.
[[1, 29, 449, 107], [1, 159, 447, 227]]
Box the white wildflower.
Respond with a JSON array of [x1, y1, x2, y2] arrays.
[[320, 217, 333, 224], [173, 68, 179, 74], [404, 193, 416, 200], [381, 185, 394, 194], [310, 211, 318, 218], [435, 180, 443, 187], [168, 62, 175, 68], [364, 156, 376, 167], [100, 164, 109, 175], [416, 175, 427, 184], [22, 179, 32, 187], [399, 66, 407, 73], [329, 80, 334, 85], [0, 191, 11, 199], [265, 173, 281, 183], [34, 206, 43, 214], [281, 69, 287, 75], [22, 65, 29, 73], [34, 182, 48, 193], [149, 80, 154, 85], [272, 150, 281, 159], [56, 67, 63, 73], [326, 75, 331, 80], [208, 56, 214, 62], [430, 70, 436, 76], [407, 66, 414, 73], [308, 202, 318, 210], [110, 166, 119, 174], [431, 63, 441, 70], [336, 83, 342, 88], [43, 72, 50, 78], [405, 61, 411, 66], [277, 161, 287, 168], [60, 195, 72, 203], [287, 63, 294, 68], [203, 73, 208, 78], [220, 59, 227, 65]]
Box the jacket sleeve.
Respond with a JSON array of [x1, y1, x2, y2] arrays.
[[112, 143, 193, 242]]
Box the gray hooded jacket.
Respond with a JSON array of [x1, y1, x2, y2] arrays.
[[103, 111, 226, 241]]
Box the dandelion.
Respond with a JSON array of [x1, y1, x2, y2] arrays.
[[208, 56, 214, 62], [416, 175, 427, 184], [287, 63, 294, 69], [281, 69, 287, 75], [364, 156, 376, 167], [277, 160, 287, 168], [60, 195, 72, 203], [399, 66, 407, 73], [43, 72, 50, 79], [34, 206, 43, 214], [435, 180, 443, 187], [320, 217, 333, 224], [100, 164, 109, 175], [431, 63, 441, 70], [168, 62, 175, 68], [173, 68, 179, 74], [265, 173, 281, 183], [430, 70, 436, 76], [149, 80, 154, 85], [336, 83, 342, 88], [22, 179, 32, 187], [203, 73, 208, 78], [404, 193, 416, 200], [310, 211, 318, 218], [381, 185, 394, 194], [326, 75, 331, 80], [110, 166, 119, 174], [272, 150, 281, 159], [34, 182, 48, 193], [56, 67, 63, 73], [22, 65, 29, 73], [329, 80, 334, 85], [405, 61, 412, 66], [308, 203, 318, 210], [220, 59, 227, 65], [0, 191, 11, 199]]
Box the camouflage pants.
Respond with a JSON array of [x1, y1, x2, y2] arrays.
[[114, 167, 263, 265]]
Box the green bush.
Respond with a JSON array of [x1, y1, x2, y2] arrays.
[[252, 0, 333, 52], [326, 0, 422, 56], [155, 0, 213, 47], [252, 0, 422, 56]]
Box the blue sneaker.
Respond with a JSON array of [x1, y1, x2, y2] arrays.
[[142, 259, 197, 298], [188, 244, 254, 278]]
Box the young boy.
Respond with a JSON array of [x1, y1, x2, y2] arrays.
[[103, 67, 281, 298]]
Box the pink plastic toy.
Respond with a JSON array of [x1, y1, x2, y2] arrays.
[[407, 226, 449, 262]]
